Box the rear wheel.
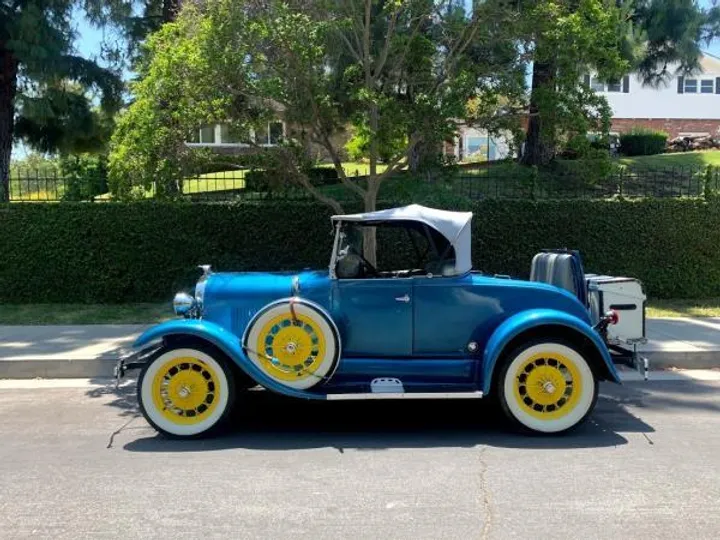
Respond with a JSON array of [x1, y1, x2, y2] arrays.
[[138, 346, 235, 438], [496, 340, 598, 434]]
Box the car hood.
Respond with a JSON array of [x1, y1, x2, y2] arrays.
[[203, 269, 331, 305]]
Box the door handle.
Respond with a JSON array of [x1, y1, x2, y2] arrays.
[[394, 294, 410, 303]]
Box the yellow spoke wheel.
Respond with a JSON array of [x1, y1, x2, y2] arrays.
[[513, 353, 582, 420], [500, 341, 597, 434], [151, 357, 220, 425], [244, 299, 340, 390], [139, 347, 233, 438], [256, 313, 327, 381]]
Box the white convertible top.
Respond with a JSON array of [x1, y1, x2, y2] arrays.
[[331, 204, 473, 275]]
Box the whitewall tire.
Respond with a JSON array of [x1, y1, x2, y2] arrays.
[[138, 346, 235, 438], [243, 299, 340, 390], [497, 340, 598, 434]]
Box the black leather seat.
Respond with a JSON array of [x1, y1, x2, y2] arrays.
[[530, 251, 587, 305]]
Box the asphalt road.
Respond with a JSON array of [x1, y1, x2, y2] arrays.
[[1, 375, 719, 540]]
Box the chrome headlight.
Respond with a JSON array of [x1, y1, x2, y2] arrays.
[[173, 292, 196, 316]]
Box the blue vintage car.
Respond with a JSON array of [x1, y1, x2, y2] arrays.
[[117, 204, 647, 437]]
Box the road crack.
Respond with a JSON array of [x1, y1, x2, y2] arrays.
[[477, 446, 494, 540], [106, 414, 140, 449]]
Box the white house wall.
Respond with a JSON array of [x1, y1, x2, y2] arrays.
[[602, 74, 720, 120]]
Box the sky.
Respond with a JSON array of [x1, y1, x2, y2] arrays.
[[11, 0, 720, 160]]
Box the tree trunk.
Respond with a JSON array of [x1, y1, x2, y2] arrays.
[[364, 102, 379, 266], [162, 0, 183, 22], [363, 185, 378, 267], [0, 43, 18, 203], [409, 139, 436, 175], [520, 60, 556, 167]]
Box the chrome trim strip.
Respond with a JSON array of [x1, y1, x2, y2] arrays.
[[326, 391, 483, 401]]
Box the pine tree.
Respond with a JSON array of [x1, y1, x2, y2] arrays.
[[0, 1, 137, 201]]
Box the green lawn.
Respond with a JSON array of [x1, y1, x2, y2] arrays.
[[645, 298, 720, 318], [184, 171, 247, 194], [0, 303, 171, 325], [618, 150, 720, 169], [0, 298, 716, 325]]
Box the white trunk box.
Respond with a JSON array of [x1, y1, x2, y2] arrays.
[[586, 275, 647, 344]]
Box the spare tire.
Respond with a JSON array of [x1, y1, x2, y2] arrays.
[[243, 298, 341, 390]]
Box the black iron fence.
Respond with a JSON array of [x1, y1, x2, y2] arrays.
[[7, 164, 720, 202]]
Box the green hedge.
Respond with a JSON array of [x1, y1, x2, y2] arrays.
[[619, 128, 668, 156], [245, 167, 339, 191], [1, 199, 719, 303]]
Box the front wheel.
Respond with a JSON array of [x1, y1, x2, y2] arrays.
[[137, 346, 235, 438], [496, 340, 598, 434]]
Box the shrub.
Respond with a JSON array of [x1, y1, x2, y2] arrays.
[[243, 167, 339, 191], [306, 167, 340, 186], [619, 128, 668, 157], [59, 154, 109, 201], [2, 199, 720, 303]]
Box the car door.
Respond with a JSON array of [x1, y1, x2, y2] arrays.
[[331, 278, 413, 357], [413, 273, 490, 355]]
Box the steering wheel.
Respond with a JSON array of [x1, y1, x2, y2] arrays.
[[348, 246, 379, 277]]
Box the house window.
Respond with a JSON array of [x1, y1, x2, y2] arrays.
[[187, 121, 285, 147], [269, 121, 284, 144], [684, 79, 698, 93], [254, 121, 284, 145], [590, 77, 606, 92], [199, 125, 216, 144], [607, 80, 622, 92], [219, 124, 241, 144], [701, 79, 715, 94]]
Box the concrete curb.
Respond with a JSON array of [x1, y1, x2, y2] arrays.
[[0, 358, 117, 379], [642, 350, 720, 370], [2, 350, 720, 380]]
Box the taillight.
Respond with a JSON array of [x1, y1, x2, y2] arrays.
[[606, 310, 619, 325]]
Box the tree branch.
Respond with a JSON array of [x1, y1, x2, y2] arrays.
[[373, 5, 402, 80], [363, 0, 372, 84], [377, 133, 423, 182]]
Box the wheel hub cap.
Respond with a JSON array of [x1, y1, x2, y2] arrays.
[[151, 358, 220, 425], [513, 353, 583, 420], [257, 314, 326, 380]]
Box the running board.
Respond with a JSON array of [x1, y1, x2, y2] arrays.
[[326, 391, 484, 401]]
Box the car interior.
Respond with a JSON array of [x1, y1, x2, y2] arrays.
[[334, 221, 457, 279]]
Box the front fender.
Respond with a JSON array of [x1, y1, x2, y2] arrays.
[[481, 309, 619, 394], [133, 319, 325, 400]]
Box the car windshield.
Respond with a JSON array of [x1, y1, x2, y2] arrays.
[[335, 221, 456, 279]]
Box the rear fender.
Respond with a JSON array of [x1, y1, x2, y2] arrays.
[[133, 319, 324, 400], [481, 309, 619, 394]]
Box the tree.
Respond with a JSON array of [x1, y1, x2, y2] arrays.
[[518, 0, 631, 166], [0, 1, 132, 202], [109, 0, 523, 262], [521, 0, 720, 166]]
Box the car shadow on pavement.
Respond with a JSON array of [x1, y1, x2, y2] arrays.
[[119, 382, 656, 453]]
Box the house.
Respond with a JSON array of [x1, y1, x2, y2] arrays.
[[447, 126, 514, 162], [186, 121, 287, 155], [595, 52, 720, 139], [185, 120, 351, 163]]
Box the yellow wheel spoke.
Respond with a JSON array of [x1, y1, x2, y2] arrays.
[[151, 357, 220, 426], [256, 312, 327, 382], [513, 352, 583, 421]]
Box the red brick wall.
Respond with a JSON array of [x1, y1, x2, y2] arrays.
[[611, 118, 720, 138]]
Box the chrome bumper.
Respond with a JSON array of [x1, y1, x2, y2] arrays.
[[113, 343, 164, 388], [609, 341, 649, 381]]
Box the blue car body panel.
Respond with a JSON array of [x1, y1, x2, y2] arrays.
[[134, 266, 618, 398], [133, 318, 325, 400], [480, 308, 620, 394]]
